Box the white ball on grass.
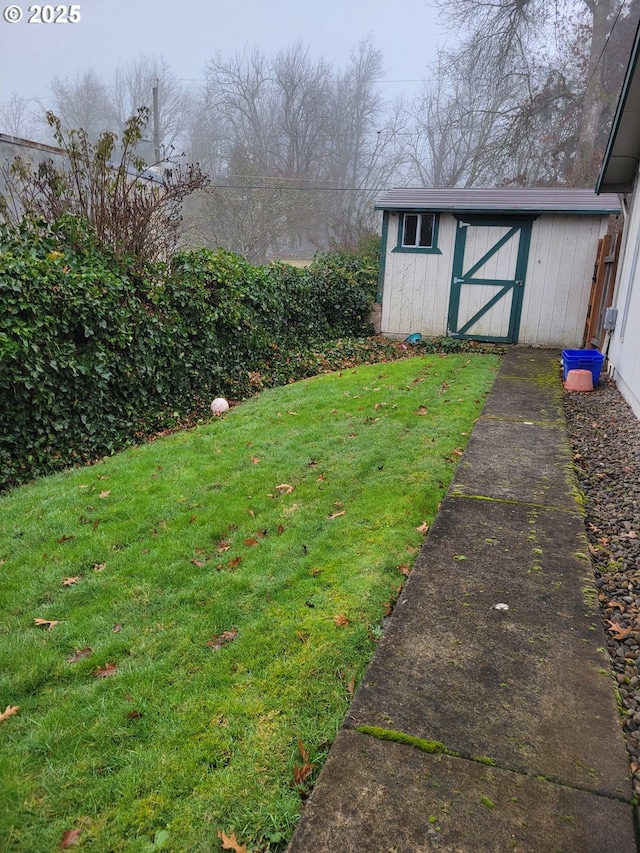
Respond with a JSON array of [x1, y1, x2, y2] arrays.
[[210, 397, 229, 416]]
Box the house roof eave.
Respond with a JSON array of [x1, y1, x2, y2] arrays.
[[596, 19, 640, 194]]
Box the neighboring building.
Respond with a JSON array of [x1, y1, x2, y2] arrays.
[[374, 187, 620, 347], [0, 133, 66, 168], [0, 132, 164, 225], [596, 20, 640, 418], [0, 133, 68, 213]]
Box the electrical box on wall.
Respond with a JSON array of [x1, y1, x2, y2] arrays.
[[603, 307, 618, 331]]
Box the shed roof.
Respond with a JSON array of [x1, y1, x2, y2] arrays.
[[374, 187, 620, 215], [596, 19, 640, 193]]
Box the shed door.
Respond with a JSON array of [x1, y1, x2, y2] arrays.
[[448, 216, 534, 343]]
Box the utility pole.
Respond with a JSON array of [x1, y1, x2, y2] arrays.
[[152, 79, 161, 163]]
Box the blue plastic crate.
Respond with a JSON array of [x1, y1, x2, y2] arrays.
[[562, 349, 605, 386]]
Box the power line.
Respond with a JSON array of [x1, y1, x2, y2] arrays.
[[583, 0, 629, 94], [0, 72, 430, 109], [206, 184, 388, 193]]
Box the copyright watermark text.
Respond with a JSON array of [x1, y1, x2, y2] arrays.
[[3, 4, 81, 23]]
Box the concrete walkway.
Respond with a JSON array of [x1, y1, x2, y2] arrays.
[[287, 348, 638, 853]]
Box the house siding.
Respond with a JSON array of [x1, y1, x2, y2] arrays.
[[607, 168, 640, 418]]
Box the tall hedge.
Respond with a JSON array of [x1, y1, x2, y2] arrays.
[[0, 217, 377, 491]]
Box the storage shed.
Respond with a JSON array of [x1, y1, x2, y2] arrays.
[[374, 187, 621, 346]]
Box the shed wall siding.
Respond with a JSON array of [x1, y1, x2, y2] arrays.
[[380, 211, 608, 347], [519, 214, 608, 347], [381, 213, 456, 337]]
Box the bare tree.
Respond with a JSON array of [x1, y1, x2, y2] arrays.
[[323, 39, 400, 243], [112, 55, 192, 160], [271, 43, 332, 177], [405, 50, 521, 187], [48, 57, 192, 162], [49, 70, 115, 141], [0, 94, 41, 139], [189, 40, 403, 257], [430, 0, 640, 185]]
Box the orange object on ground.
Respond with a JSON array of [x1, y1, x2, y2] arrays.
[[564, 369, 594, 391]]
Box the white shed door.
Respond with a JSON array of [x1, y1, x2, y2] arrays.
[[448, 216, 534, 343]]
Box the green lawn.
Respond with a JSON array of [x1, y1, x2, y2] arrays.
[[0, 353, 500, 852]]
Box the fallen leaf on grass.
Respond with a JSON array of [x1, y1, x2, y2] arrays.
[[191, 559, 207, 568], [92, 563, 106, 572], [99, 490, 111, 498], [398, 564, 412, 577], [62, 576, 80, 586], [275, 483, 294, 495], [416, 522, 430, 535], [293, 740, 314, 788], [67, 646, 92, 663], [59, 828, 82, 849], [250, 457, 261, 464], [112, 623, 122, 633], [34, 618, 61, 629], [334, 614, 349, 627], [207, 628, 238, 650], [244, 537, 259, 547], [57, 534, 74, 544], [277, 525, 285, 535], [92, 662, 117, 678], [216, 831, 248, 853], [606, 620, 632, 641], [416, 406, 428, 416], [0, 705, 19, 724], [328, 510, 345, 519]]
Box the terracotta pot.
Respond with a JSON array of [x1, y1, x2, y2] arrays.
[[564, 369, 594, 392]]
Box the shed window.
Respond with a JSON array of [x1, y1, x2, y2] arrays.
[[402, 213, 434, 248], [393, 212, 441, 254]]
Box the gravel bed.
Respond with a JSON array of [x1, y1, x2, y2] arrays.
[[563, 378, 640, 797]]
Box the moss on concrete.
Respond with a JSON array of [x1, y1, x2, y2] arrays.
[[355, 726, 460, 757]]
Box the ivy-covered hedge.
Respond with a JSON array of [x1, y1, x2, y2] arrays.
[[0, 217, 378, 491]]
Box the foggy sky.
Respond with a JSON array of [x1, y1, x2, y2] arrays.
[[0, 0, 445, 116]]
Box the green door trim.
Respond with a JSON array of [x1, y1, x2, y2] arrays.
[[448, 215, 536, 343]]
